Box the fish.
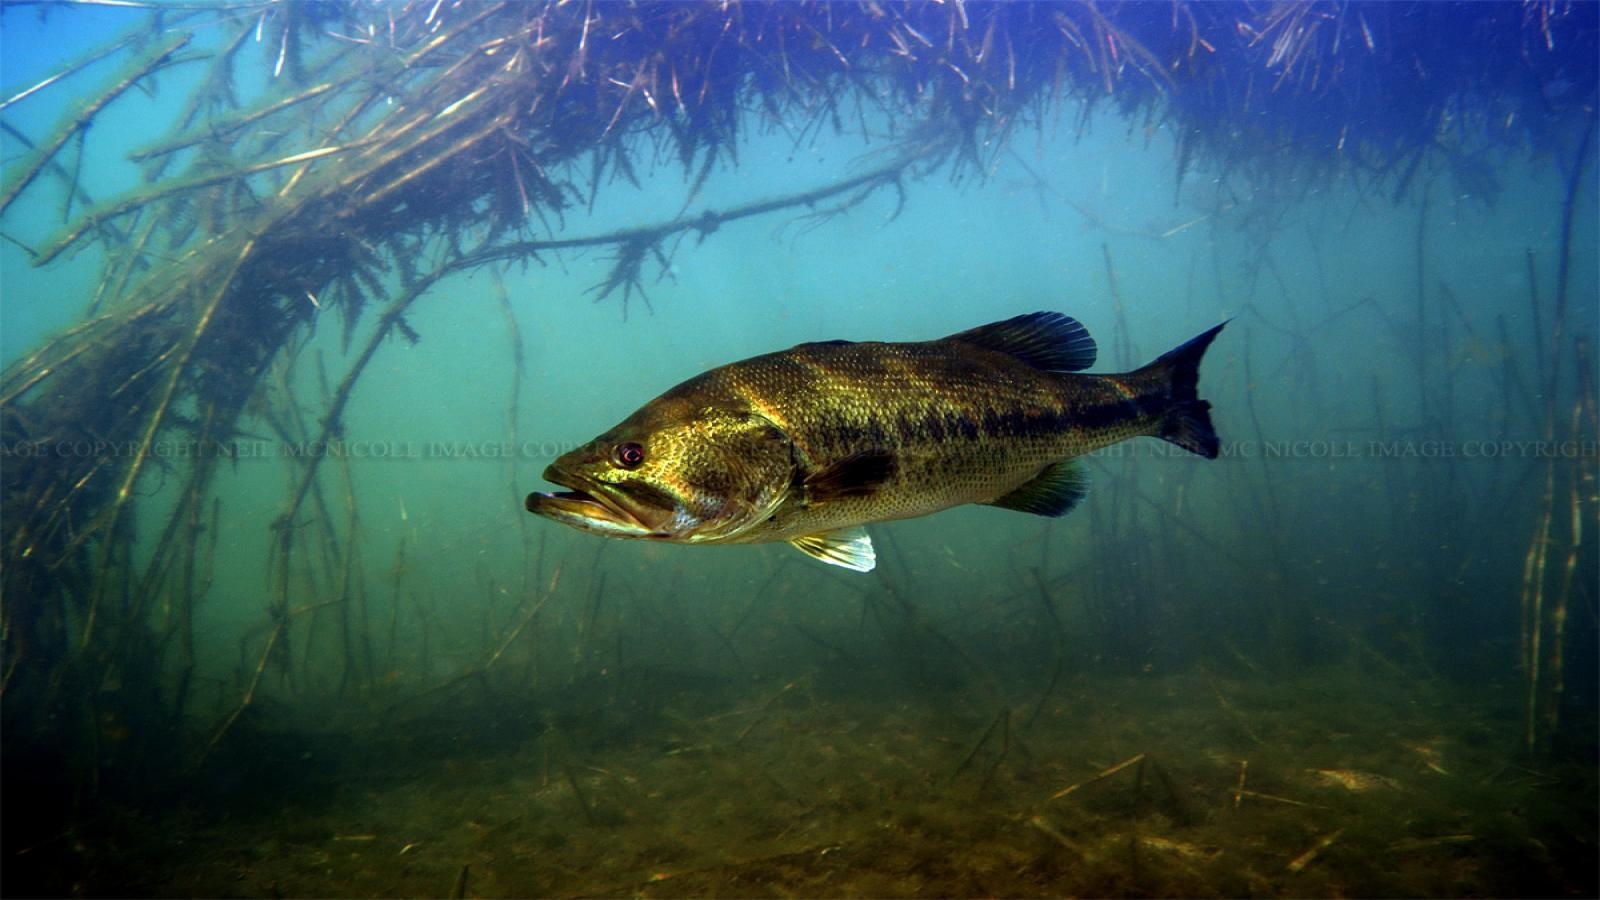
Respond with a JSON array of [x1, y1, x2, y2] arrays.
[[525, 311, 1225, 572]]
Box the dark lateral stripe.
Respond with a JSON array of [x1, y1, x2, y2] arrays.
[[962, 393, 1161, 441], [812, 387, 1168, 455]]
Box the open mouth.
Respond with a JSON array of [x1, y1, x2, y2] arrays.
[[523, 469, 668, 537]]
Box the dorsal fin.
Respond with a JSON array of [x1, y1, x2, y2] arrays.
[[947, 312, 1097, 373]]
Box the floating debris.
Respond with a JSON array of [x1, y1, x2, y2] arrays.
[[1403, 739, 1451, 775], [1140, 835, 1222, 862], [1286, 828, 1345, 874], [1308, 769, 1402, 792]]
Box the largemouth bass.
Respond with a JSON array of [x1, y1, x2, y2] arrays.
[[526, 312, 1225, 572]]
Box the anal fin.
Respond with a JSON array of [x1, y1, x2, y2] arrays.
[[987, 459, 1088, 517], [789, 527, 876, 572]]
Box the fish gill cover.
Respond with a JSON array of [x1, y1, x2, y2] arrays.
[[0, 1, 1595, 897]]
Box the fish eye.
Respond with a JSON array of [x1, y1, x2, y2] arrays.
[[615, 441, 645, 469]]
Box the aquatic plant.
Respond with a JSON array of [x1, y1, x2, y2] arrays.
[[0, 0, 1593, 852]]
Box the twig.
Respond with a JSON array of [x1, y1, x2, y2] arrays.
[[37, 141, 374, 265], [1028, 815, 1087, 856], [1286, 828, 1345, 874], [484, 565, 563, 672], [130, 80, 341, 161], [1049, 752, 1146, 800], [1, 32, 193, 215], [80, 237, 259, 651], [563, 765, 599, 826], [454, 146, 931, 273], [952, 707, 1009, 780], [0, 34, 139, 111], [202, 619, 283, 758], [1237, 788, 1316, 808]]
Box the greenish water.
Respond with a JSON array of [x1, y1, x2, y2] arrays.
[[1, 3, 1595, 897]]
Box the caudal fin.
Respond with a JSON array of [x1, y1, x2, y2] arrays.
[[1141, 322, 1226, 459]]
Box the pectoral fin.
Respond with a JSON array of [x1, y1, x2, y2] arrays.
[[803, 450, 896, 503], [987, 459, 1089, 517], [789, 527, 876, 572]]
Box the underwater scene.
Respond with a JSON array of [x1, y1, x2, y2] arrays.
[[1, 2, 1596, 897]]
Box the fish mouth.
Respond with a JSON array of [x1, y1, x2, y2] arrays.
[[524, 468, 672, 538]]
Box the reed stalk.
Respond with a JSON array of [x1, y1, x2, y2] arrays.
[[1519, 115, 1595, 752], [0, 32, 194, 215]]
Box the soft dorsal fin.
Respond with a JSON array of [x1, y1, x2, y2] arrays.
[[986, 459, 1089, 517], [790, 527, 876, 572], [803, 450, 897, 502], [947, 311, 1097, 373]]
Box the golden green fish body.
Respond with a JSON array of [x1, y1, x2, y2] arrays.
[[526, 312, 1224, 571], [689, 339, 1169, 541]]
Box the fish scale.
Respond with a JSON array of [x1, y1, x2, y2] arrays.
[[707, 340, 1167, 532], [525, 312, 1226, 572]]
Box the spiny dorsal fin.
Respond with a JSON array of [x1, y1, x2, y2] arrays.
[[790, 527, 876, 572], [986, 459, 1089, 517], [803, 450, 896, 502], [947, 312, 1097, 373]]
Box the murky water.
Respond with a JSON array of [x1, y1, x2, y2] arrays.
[[2, 3, 1595, 896]]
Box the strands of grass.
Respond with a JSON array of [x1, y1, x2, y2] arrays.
[[492, 268, 531, 598], [1519, 115, 1596, 753], [0, 32, 195, 216]]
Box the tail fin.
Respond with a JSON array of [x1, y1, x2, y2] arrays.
[[1141, 322, 1226, 459]]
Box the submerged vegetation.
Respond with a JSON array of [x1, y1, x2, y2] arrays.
[[0, 1, 1595, 895]]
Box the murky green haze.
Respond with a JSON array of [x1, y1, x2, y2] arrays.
[[1, 4, 1595, 896]]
